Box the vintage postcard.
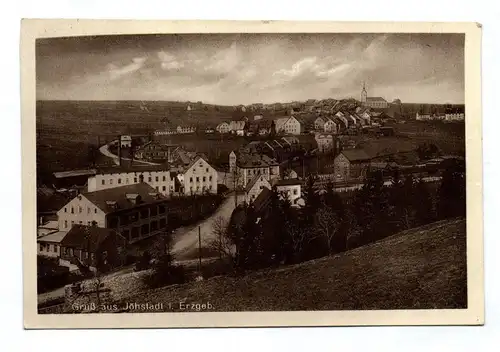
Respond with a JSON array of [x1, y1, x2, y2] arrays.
[[22, 20, 483, 328]]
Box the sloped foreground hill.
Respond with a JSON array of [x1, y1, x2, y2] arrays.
[[123, 218, 467, 311]]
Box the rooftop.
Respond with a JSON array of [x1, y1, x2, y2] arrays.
[[82, 182, 165, 214], [61, 225, 118, 252], [237, 153, 279, 168], [274, 178, 303, 187], [340, 149, 372, 162], [95, 164, 169, 174], [53, 169, 97, 179], [38, 231, 68, 244]]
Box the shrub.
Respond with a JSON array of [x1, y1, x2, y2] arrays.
[[142, 253, 186, 289]]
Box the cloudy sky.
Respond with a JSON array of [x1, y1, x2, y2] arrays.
[[36, 33, 464, 105]]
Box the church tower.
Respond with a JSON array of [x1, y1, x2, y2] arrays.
[[360, 82, 368, 104]]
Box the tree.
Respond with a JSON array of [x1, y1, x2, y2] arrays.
[[413, 177, 435, 226], [437, 163, 466, 219], [314, 206, 341, 255], [208, 215, 235, 263]]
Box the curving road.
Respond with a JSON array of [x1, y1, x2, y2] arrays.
[[99, 140, 160, 166], [171, 194, 243, 260]]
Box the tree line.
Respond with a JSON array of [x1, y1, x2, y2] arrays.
[[210, 160, 466, 274]]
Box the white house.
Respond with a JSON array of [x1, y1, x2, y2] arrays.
[[120, 135, 132, 148], [229, 120, 246, 134], [274, 116, 301, 135], [274, 178, 302, 207], [87, 166, 173, 196], [314, 116, 327, 131], [245, 174, 272, 203], [232, 152, 280, 187], [324, 118, 337, 133], [216, 122, 231, 134], [181, 156, 218, 195]]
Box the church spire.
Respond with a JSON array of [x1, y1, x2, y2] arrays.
[[361, 81, 368, 103]]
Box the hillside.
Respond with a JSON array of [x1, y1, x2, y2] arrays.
[[122, 218, 467, 311]]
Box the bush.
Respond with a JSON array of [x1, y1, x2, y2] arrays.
[[142, 253, 187, 288]]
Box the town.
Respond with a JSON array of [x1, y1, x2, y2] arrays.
[[36, 82, 466, 313]]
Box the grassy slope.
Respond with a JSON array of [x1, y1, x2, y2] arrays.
[[124, 218, 467, 311]]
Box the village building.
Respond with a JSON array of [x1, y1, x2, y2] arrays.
[[315, 133, 336, 153], [314, 116, 327, 131], [56, 183, 171, 247], [245, 174, 272, 203], [324, 117, 338, 134], [38, 230, 67, 258], [134, 142, 180, 163], [333, 149, 372, 182], [445, 107, 465, 122], [229, 119, 246, 135], [59, 225, 126, 273], [274, 116, 301, 135], [87, 165, 174, 196], [273, 178, 302, 207], [360, 82, 389, 109], [216, 122, 231, 134], [231, 152, 280, 187], [176, 125, 196, 134], [120, 135, 132, 148], [180, 156, 218, 196]]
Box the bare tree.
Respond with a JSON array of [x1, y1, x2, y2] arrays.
[[314, 206, 341, 254], [286, 221, 318, 261], [208, 216, 235, 262]]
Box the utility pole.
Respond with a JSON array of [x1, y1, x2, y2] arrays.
[[198, 226, 202, 272]]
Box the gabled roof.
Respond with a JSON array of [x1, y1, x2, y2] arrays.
[[38, 231, 68, 244], [253, 187, 272, 213], [367, 97, 387, 102], [53, 169, 97, 179], [245, 174, 269, 193], [82, 183, 164, 214], [340, 149, 372, 162], [274, 178, 303, 187], [61, 225, 120, 252], [237, 153, 279, 168], [95, 164, 170, 174], [184, 155, 212, 173]]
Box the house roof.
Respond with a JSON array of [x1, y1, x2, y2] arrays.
[[95, 164, 170, 174], [237, 153, 279, 168], [253, 187, 272, 213], [274, 178, 303, 186], [53, 169, 97, 179], [340, 149, 372, 162], [61, 225, 119, 252], [38, 231, 68, 244], [245, 174, 268, 193], [184, 155, 212, 173], [82, 182, 165, 214], [367, 97, 387, 102]]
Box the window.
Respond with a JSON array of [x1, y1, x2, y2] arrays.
[[155, 176, 159, 182], [79, 206, 82, 213], [190, 177, 193, 183], [87, 207, 90, 214], [148, 177, 152, 182], [293, 189, 298, 195], [126, 178, 129, 184], [193, 168, 196, 173], [87, 221, 91, 225], [71, 221, 75, 226], [196, 177, 199, 182], [71, 207, 74, 214], [79, 221, 83, 224], [94, 208, 97, 214], [205, 168, 209, 173], [156, 186, 159, 191], [118, 178, 122, 184], [64, 207, 67, 213], [163, 176, 166, 181], [102, 180, 105, 185], [64, 220, 68, 228], [209, 176, 212, 181], [53, 245, 58, 253], [203, 176, 206, 182], [209, 185, 212, 190], [134, 177, 137, 183], [162, 186, 166, 191], [110, 179, 113, 185]]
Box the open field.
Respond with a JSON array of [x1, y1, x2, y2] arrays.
[[117, 218, 466, 311]]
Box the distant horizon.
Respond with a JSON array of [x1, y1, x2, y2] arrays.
[[36, 98, 465, 106], [37, 33, 464, 105]]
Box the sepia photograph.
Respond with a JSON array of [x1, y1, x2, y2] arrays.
[[21, 20, 483, 328]]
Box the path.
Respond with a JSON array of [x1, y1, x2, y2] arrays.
[[171, 194, 243, 260], [99, 140, 160, 166]]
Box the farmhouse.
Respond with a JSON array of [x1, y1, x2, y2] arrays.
[[324, 117, 337, 134], [232, 152, 280, 187], [273, 178, 302, 207], [314, 116, 327, 131], [333, 149, 372, 182]]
